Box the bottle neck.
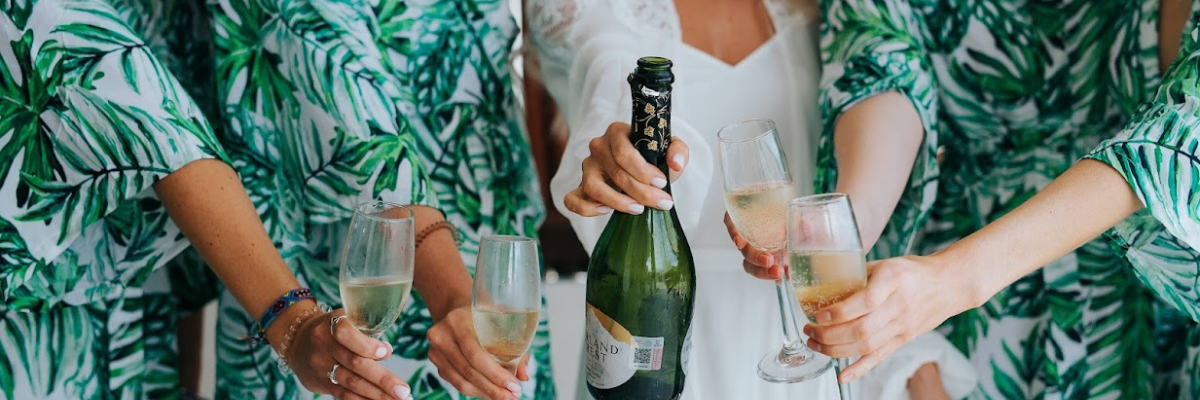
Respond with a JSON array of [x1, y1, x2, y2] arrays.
[[629, 82, 672, 198]]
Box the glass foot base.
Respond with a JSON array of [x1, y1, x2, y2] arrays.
[[757, 348, 834, 383]]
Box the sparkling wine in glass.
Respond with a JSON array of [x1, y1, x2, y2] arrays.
[[717, 118, 833, 383], [473, 235, 542, 373], [789, 194, 868, 400], [338, 201, 415, 339]]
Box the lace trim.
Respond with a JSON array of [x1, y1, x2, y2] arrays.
[[527, 0, 588, 66]]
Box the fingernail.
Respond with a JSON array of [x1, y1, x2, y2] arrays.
[[595, 206, 613, 214], [656, 199, 674, 210], [817, 311, 831, 324], [651, 177, 667, 188], [384, 341, 393, 353], [506, 381, 522, 395], [627, 204, 645, 214], [802, 325, 814, 337], [757, 254, 772, 266], [375, 346, 388, 359], [672, 154, 686, 168], [393, 385, 410, 399]]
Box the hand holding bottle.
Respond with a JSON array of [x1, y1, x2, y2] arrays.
[[562, 121, 690, 216], [428, 306, 529, 400]]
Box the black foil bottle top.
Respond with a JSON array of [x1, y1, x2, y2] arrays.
[[628, 57, 674, 167]]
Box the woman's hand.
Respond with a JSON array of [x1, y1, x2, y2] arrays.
[[723, 212, 785, 280], [563, 122, 689, 216], [802, 255, 980, 383], [288, 310, 411, 400], [428, 306, 528, 400]]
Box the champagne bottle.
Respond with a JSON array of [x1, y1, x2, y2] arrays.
[[585, 57, 697, 400]]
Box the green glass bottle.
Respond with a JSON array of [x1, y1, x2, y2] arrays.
[[584, 57, 696, 400]]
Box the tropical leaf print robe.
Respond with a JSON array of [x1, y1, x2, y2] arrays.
[[817, 0, 1200, 398], [0, 0, 227, 398], [1, 0, 553, 399], [190, 0, 555, 399]]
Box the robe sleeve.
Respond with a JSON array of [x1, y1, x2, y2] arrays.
[[1084, 22, 1200, 322], [527, 0, 714, 254], [817, 0, 941, 259]]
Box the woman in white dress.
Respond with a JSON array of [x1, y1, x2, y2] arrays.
[[527, 0, 977, 398]]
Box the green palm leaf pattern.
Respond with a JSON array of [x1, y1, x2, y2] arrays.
[[0, 0, 228, 398], [195, 0, 553, 398], [822, 0, 1200, 398]]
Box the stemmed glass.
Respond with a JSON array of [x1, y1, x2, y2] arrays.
[[788, 194, 868, 399], [338, 201, 416, 339], [717, 119, 833, 383], [472, 235, 542, 373]]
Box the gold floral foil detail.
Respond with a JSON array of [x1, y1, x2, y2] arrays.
[[648, 140, 659, 151], [658, 118, 667, 129], [644, 126, 655, 137], [644, 103, 655, 114]]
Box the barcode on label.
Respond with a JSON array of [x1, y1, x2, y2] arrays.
[[630, 336, 664, 370]]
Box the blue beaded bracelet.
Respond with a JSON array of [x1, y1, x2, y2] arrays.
[[242, 288, 315, 344]]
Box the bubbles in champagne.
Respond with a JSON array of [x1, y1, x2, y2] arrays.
[[340, 277, 412, 336], [473, 305, 539, 369], [723, 181, 796, 252], [788, 250, 867, 319]]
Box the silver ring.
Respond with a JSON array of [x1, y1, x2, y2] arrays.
[[331, 315, 347, 337], [328, 363, 341, 385]]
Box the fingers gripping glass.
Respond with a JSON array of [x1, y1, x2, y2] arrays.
[[473, 235, 542, 373], [717, 119, 833, 383], [789, 194, 868, 399], [338, 201, 416, 340]]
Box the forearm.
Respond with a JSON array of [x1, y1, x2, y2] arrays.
[[934, 159, 1143, 307], [832, 91, 925, 250], [154, 159, 309, 349], [408, 206, 473, 322]]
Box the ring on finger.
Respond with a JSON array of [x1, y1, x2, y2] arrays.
[[330, 315, 347, 337], [328, 363, 341, 385]]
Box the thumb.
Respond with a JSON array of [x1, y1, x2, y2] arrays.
[[517, 353, 532, 381]]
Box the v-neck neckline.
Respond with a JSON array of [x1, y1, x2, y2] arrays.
[[673, 0, 782, 69]]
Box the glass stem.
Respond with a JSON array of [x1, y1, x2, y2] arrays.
[[773, 253, 806, 355], [834, 358, 852, 400]]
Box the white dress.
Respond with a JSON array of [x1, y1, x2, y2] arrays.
[[527, 0, 979, 398]]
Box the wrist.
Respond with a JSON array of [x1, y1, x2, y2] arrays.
[[264, 299, 320, 355], [926, 248, 987, 311]]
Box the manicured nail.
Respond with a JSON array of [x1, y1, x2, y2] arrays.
[[672, 154, 686, 168], [802, 325, 814, 337], [595, 206, 613, 214], [384, 341, 393, 353], [627, 204, 645, 214], [757, 254, 772, 266], [393, 385, 411, 399], [506, 381, 522, 395], [651, 177, 668, 188], [817, 311, 831, 324], [375, 346, 388, 359], [656, 199, 674, 210]]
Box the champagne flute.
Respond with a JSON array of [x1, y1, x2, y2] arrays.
[[338, 201, 415, 339], [717, 119, 833, 383], [473, 235, 542, 373], [789, 194, 868, 399]]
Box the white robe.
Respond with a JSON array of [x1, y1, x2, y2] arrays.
[[527, 0, 978, 398]]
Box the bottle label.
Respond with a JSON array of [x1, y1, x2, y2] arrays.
[[586, 303, 671, 388]]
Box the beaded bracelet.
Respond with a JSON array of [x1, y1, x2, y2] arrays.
[[416, 220, 461, 248], [275, 302, 331, 375]]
